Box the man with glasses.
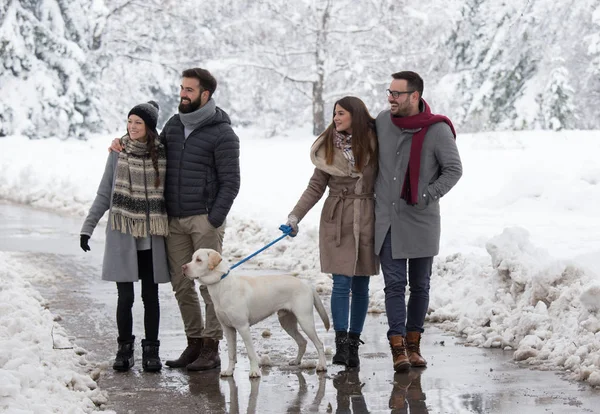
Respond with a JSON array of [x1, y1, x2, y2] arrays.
[[374, 71, 462, 372], [111, 68, 241, 371]]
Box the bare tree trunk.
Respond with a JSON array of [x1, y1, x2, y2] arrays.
[[312, 0, 331, 135], [312, 75, 325, 135]]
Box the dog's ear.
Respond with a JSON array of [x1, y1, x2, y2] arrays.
[[207, 251, 223, 270]]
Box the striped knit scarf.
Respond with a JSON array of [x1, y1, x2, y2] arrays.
[[110, 135, 169, 238]]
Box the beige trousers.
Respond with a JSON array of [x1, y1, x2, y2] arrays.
[[166, 215, 225, 339]]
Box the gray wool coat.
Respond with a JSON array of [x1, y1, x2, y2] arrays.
[[374, 109, 463, 259], [81, 152, 170, 283]]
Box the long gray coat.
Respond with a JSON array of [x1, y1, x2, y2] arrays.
[[374, 110, 462, 259], [81, 152, 170, 283]]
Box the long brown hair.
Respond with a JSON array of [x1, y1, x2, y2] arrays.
[[322, 96, 377, 172]]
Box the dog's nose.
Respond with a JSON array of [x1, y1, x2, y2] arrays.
[[182, 264, 187, 273]]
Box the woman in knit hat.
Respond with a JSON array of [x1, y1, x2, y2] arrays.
[[80, 101, 170, 372]]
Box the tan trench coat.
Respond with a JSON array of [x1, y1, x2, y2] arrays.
[[290, 134, 380, 277]]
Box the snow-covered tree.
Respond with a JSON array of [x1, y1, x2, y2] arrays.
[[2, 0, 600, 138], [583, 2, 600, 128], [0, 0, 102, 139], [441, 0, 542, 130], [537, 64, 575, 130], [216, 0, 431, 136], [88, 0, 220, 133]]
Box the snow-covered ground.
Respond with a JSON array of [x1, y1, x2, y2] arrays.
[[1, 127, 600, 412], [0, 251, 112, 413]]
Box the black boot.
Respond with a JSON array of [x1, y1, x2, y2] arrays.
[[113, 336, 135, 372], [165, 337, 203, 368], [141, 339, 162, 372], [347, 332, 364, 368], [332, 331, 349, 365]]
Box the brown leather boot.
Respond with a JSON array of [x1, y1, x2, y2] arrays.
[[165, 337, 203, 368], [405, 331, 427, 367], [187, 338, 221, 371], [389, 335, 410, 372]]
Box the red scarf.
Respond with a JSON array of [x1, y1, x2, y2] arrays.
[[390, 99, 456, 205]]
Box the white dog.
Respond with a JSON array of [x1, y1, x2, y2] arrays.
[[182, 248, 330, 378]]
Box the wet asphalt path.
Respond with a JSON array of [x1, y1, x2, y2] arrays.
[[2, 200, 600, 413]]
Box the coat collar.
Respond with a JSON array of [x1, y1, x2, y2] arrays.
[[310, 134, 360, 178]]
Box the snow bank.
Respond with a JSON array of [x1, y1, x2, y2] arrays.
[[0, 252, 113, 413], [429, 227, 600, 384]]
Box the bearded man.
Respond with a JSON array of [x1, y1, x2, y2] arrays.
[[112, 68, 240, 371], [374, 71, 462, 372]]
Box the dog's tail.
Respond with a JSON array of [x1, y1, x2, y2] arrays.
[[313, 288, 330, 331]]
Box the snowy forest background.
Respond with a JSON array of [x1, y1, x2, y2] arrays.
[[1, 0, 599, 139]]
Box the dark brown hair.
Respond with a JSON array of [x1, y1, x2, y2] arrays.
[[181, 68, 217, 98], [391, 71, 424, 99], [321, 96, 377, 172]]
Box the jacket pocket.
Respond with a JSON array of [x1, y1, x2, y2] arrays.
[[414, 187, 434, 211]]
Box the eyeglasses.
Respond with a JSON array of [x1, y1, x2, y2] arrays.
[[386, 89, 415, 98]]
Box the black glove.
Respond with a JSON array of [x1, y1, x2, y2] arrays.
[[80, 235, 91, 252]]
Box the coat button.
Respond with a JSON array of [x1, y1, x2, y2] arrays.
[[393, 177, 396, 180]]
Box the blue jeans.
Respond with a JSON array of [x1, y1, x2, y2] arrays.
[[380, 230, 433, 338], [331, 274, 370, 334]]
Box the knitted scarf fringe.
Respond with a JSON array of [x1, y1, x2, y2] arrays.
[[111, 214, 169, 238]]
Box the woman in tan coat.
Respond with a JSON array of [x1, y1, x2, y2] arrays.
[[286, 96, 380, 368]]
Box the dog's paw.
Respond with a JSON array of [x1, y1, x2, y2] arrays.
[[288, 359, 301, 366], [249, 369, 261, 378], [220, 370, 234, 377], [316, 363, 327, 372]]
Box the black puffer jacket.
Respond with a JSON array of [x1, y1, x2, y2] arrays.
[[160, 107, 240, 227]]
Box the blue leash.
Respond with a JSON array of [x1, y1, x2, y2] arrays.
[[221, 225, 295, 279]]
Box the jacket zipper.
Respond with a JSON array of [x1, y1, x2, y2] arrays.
[[178, 127, 185, 215]]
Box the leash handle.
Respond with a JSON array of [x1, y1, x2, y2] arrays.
[[228, 226, 293, 272], [278, 224, 295, 237]]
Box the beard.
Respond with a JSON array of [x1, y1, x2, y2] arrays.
[[390, 102, 411, 117], [179, 95, 202, 113]]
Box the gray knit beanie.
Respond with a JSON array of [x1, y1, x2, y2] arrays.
[[128, 101, 159, 131]]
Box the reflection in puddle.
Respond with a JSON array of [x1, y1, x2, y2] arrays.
[[389, 369, 428, 413], [187, 370, 261, 413], [332, 369, 369, 413], [185, 369, 329, 413], [284, 372, 326, 412]]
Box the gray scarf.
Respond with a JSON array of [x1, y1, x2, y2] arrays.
[[179, 99, 216, 139]]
